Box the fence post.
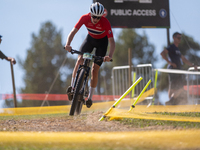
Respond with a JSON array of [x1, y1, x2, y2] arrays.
[[10, 61, 17, 108], [128, 48, 132, 99]]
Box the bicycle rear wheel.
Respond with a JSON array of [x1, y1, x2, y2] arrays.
[[69, 68, 86, 116]]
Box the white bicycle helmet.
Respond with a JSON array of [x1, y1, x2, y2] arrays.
[[90, 2, 104, 17]]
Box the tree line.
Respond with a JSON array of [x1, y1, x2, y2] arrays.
[[4, 21, 200, 107]]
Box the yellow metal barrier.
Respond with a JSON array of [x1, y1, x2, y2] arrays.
[[99, 77, 143, 121]]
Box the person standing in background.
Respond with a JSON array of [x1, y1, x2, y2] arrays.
[[160, 32, 197, 105], [0, 35, 16, 64]]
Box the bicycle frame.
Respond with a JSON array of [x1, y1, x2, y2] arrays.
[[69, 51, 95, 115], [73, 59, 91, 99], [65, 48, 112, 115]]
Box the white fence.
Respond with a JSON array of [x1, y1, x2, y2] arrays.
[[187, 67, 200, 104], [112, 64, 154, 102], [155, 67, 200, 105], [112, 64, 200, 105]]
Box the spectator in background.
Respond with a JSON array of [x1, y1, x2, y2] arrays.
[[0, 35, 16, 64], [160, 32, 197, 105]]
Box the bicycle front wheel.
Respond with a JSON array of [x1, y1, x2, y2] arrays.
[[69, 68, 86, 116], [76, 100, 83, 115]]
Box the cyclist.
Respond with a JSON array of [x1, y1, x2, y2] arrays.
[[64, 2, 115, 108], [0, 35, 16, 64]]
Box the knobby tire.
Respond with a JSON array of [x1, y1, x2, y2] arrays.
[[76, 100, 83, 115], [69, 68, 86, 116]]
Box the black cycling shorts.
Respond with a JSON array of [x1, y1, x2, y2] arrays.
[[79, 34, 108, 66]]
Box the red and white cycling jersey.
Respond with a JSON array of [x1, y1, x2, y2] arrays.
[[74, 13, 113, 39]]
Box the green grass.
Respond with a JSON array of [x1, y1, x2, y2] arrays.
[[119, 112, 200, 129], [153, 112, 200, 117], [0, 113, 69, 120]]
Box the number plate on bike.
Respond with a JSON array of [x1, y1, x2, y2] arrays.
[[83, 53, 93, 60]]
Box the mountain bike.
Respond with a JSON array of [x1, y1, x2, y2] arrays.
[[66, 48, 112, 116]]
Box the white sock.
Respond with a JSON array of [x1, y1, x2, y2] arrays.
[[88, 87, 95, 100], [71, 77, 75, 87]]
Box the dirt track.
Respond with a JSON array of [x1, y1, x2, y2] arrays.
[[0, 111, 176, 132]]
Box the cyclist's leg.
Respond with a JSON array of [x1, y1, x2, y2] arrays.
[[87, 36, 108, 101], [88, 63, 100, 99], [67, 55, 84, 101], [90, 63, 100, 87], [72, 55, 84, 81], [86, 63, 100, 108]]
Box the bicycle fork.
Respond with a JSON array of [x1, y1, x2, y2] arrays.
[[73, 65, 90, 102]]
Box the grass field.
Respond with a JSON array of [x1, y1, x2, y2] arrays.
[[120, 112, 200, 129], [0, 111, 200, 150]]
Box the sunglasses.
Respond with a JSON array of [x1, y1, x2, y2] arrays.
[[92, 16, 101, 20]]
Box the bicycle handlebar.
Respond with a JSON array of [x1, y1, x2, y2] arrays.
[[70, 49, 83, 55], [64, 47, 113, 62]]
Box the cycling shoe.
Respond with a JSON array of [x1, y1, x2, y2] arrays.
[[86, 99, 92, 108]]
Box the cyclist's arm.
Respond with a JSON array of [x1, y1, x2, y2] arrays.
[[108, 37, 115, 58], [104, 37, 115, 62], [65, 27, 78, 52]]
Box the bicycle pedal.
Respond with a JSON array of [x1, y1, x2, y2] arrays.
[[66, 86, 72, 93], [66, 86, 73, 101], [67, 94, 73, 101]]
